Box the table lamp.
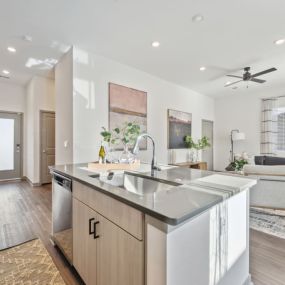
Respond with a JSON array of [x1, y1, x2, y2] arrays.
[[230, 129, 245, 162]]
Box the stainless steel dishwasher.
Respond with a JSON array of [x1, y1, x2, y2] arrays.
[[52, 172, 73, 264]]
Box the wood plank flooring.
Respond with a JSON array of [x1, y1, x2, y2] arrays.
[[0, 181, 285, 285], [0, 181, 82, 285], [250, 229, 285, 285]]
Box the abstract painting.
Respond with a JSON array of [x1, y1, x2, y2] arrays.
[[168, 109, 192, 149], [109, 83, 147, 150]]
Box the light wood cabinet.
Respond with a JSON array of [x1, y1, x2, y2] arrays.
[[73, 181, 144, 240], [73, 198, 98, 285], [73, 192, 144, 285], [97, 213, 144, 285]]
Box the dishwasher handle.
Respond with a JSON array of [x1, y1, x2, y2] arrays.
[[53, 173, 72, 191]]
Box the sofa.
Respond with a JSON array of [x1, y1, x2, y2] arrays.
[[254, 155, 285, 166], [243, 156, 285, 210]]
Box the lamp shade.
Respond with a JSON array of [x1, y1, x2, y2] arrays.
[[232, 132, 245, 141]]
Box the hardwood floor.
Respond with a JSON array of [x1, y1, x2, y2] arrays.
[[1, 181, 285, 285], [0, 181, 82, 285], [250, 229, 285, 285]]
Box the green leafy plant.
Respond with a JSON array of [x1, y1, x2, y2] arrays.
[[230, 158, 248, 171], [184, 135, 211, 150], [120, 122, 141, 147], [196, 136, 211, 150], [100, 127, 120, 146], [100, 122, 141, 148], [184, 135, 196, 149]]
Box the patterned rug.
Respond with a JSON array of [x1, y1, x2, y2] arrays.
[[0, 239, 65, 285], [250, 207, 285, 239]]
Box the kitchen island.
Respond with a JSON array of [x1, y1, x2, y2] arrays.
[[50, 163, 256, 285]]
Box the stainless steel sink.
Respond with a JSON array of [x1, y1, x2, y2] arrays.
[[95, 172, 180, 196]]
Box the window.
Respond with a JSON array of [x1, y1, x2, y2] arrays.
[[277, 112, 285, 151]]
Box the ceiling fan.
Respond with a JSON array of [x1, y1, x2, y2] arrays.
[[225, 66, 277, 87], [0, 75, 9, 79]]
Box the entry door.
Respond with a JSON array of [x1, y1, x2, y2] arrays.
[[0, 112, 22, 180], [202, 120, 214, 171], [40, 111, 55, 184]]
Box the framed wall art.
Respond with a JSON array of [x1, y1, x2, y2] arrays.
[[109, 83, 147, 150], [168, 109, 192, 149]]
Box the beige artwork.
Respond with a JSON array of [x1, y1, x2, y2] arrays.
[[109, 83, 147, 150]]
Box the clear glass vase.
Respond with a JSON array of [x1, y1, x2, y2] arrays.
[[105, 146, 119, 163], [119, 144, 135, 164]]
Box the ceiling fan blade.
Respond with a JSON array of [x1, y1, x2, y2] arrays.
[[251, 68, 277, 78], [226, 75, 243, 79], [250, 78, 266, 84], [224, 80, 243, 87], [0, 75, 9, 79]]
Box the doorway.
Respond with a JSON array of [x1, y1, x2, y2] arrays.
[[0, 112, 22, 180], [40, 111, 55, 184], [202, 120, 214, 171]]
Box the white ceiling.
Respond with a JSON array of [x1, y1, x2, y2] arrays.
[[1, 0, 285, 97]]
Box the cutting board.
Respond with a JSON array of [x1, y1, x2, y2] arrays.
[[87, 161, 140, 171]]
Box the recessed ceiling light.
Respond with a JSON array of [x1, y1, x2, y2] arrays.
[[2, 70, 10, 75], [23, 35, 33, 42], [274, 38, 285, 45], [152, 41, 160, 47], [192, 14, 204, 22], [7, 46, 16, 53], [199, 66, 206, 71]]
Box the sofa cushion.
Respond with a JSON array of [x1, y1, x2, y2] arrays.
[[243, 165, 285, 176], [264, 156, 285, 165], [254, 156, 265, 165], [254, 156, 285, 165]]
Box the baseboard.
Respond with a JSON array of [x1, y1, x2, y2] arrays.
[[243, 274, 253, 285], [0, 178, 22, 184], [22, 176, 42, 187]]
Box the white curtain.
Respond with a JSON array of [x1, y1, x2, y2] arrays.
[[261, 98, 278, 155]]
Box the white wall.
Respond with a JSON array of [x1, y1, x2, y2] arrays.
[[55, 49, 73, 165], [72, 47, 215, 164], [25, 76, 55, 183], [214, 87, 285, 171], [0, 81, 26, 113]]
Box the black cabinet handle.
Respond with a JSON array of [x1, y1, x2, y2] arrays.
[[88, 218, 100, 239], [93, 221, 100, 239], [89, 218, 95, 235]]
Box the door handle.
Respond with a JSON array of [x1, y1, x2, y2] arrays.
[[43, 149, 46, 153]]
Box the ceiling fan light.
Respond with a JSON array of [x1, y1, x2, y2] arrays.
[[274, 38, 285, 45], [2, 70, 10, 75], [151, 41, 160, 47], [192, 14, 204, 22], [7, 46, 16, 53]]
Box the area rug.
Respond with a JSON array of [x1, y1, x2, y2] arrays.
[[0, 239, 65, 285], [250, 207, 285, 239]]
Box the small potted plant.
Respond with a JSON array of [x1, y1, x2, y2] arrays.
[[100, 121, 141, 163], [100, 127, 120, 162], [184, 135, 211, 162], [225, 158, 248, 173], [184, 135, 196, 161], [119, 122, 141, 163]]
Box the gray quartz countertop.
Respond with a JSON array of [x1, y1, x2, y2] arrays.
[[50, 163, 256, 225]]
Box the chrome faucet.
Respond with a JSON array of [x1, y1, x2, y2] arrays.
[[132, 133, 161, 175]]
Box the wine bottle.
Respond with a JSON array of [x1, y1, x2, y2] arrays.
[[99, 142, 106, 163]]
